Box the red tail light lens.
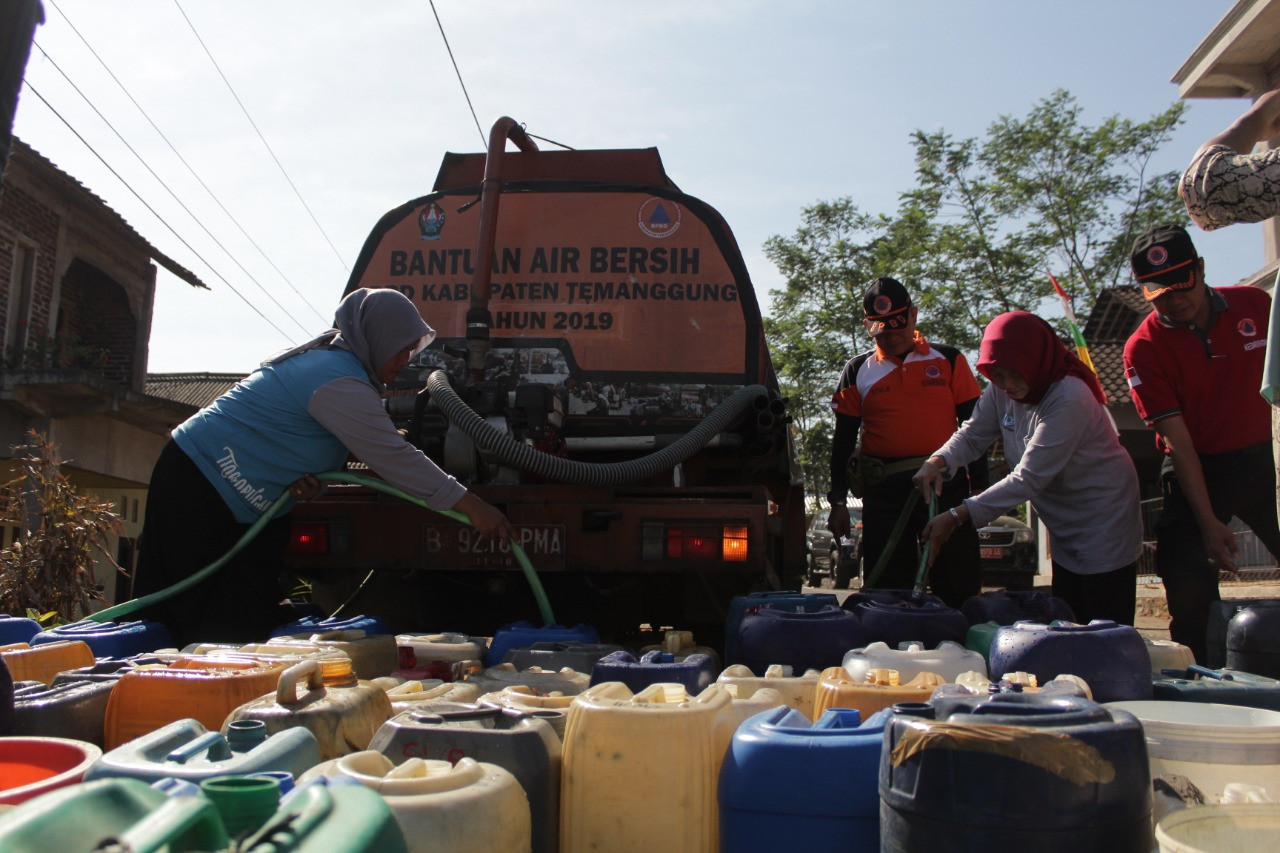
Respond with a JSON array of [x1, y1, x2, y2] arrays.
[[289, 522, 331, 555]]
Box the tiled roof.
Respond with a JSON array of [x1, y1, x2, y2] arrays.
[[1081, 286, 1152, 409], [12, 138, 209, 290], [145, 372, 244, 410]]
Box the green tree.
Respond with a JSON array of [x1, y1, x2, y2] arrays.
[[766, 91, 1188, 499]]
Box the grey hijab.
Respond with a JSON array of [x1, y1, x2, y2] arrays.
[[265, 288, 435, 385]]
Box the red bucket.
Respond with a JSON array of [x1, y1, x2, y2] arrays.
[[0, 736, 102, 805]]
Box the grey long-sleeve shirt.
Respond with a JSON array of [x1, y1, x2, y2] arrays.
[[934, 375, 1142, 575], [309, 375, 467, 510]]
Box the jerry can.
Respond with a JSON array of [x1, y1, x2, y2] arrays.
[[487, 622, 600, 666], [589, 649, 717, 694], [843, 640, 987, 683], [31, 619, 172, 658], [1145, 638, 1195, 674], [640, 629, 723, 671], [850, 597, 969, 649], [0, 735, 102, 805], [464, 662, 590, 696], [501, 641, 628, 675], [716, 664, 822, 721], [50, 654, 174, 685], [477, 684, 574, 739], [0, 615, 40, 646], [0, 777, 229, 851], [10, 678, 115, 745], [87, 717, 322, 783], [103, 657, 288, 749], [0, 640, 95, 684], [370, 706, 560, 853], [735, 604, 865, 676], [989, 620, 1151, 702], [726, 591, 838, 666], [271, 614, 390, 638], [561, 682, 741, 853], [959, 589, 1076, 626], [240, 776, 409, 852], [1206, 598, 1280, 669], [397, 632, 488, 667], [720, 706, 889, 851], [882, 694, 1152, 852], [1226, 604, 1280, 679], [965, 621, 1001, 666], [225, 658, 393, 761], [930, 670, 1092, 700], [1151, 664, 1280, 711], [386, 679, 485, 714], [246, 629, 398, 679], [298, 751, 531, 853], [0, 657, 11, 736], [812, 666, 946, 720]]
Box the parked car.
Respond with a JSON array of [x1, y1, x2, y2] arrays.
[[978, 514, 1037, 590], [806, 505, 862, 589]]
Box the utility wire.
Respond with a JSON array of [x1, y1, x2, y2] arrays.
[[428, 0, 486, 147], [22, 81, 297, 343], [172, 0, 350, 274], [44, 0, 330, 327], [31, 42, 314, 337]]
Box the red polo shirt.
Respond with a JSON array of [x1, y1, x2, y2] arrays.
[[830, 333, 981, 458], [1123, 285, 1271, 455]]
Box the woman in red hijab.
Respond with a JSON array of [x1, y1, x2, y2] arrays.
[[912, 311, 1143, 624]]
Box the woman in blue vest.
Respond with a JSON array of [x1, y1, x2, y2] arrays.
[[132, 288, 515, 644]]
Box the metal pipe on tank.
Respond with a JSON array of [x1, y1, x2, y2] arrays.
[[466, 117, 539, 380]]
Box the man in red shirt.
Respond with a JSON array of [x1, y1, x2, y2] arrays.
[[827, 277, 985, 605], [1123, 224, 1280, 663]]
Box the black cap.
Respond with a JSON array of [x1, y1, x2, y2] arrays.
[[863, 277, 912, 336], [1131, 225, 1199, 301]]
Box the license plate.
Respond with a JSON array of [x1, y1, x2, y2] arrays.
[[423, 524, 567, 570], [980, 546, 1003, 560]]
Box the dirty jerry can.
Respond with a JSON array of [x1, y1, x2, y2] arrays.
[[225, 658, 392, 761], [880, 693, 1152, 852], [0, 777, 229, 852]]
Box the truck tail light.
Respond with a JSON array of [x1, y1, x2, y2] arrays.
[[722, 526, 749, 562], [642, 523, 750, 562], [289, 522, 332, 555]]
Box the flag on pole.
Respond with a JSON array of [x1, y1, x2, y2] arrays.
[[1049, 272, 1104, 401]]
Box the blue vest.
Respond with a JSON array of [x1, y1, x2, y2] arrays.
[[174, 349, 367, 523]]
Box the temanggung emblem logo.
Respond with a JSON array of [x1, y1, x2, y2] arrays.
[[419, 203, 446, 240]]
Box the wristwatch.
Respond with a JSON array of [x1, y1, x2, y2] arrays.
[[948, 506, 964, 525]]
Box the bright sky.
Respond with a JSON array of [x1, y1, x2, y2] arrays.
[[11, 0, 1267, 374]]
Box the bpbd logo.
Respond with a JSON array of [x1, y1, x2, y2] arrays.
[[921, 363, 945, 387]]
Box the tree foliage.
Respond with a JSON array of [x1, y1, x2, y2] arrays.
[[765, 91, 1188, 499], [1, 431, 122, 622]]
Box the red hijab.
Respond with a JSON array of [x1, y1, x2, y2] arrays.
[[976, 311, 1105, 405]]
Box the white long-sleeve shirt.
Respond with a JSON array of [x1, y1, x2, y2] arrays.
[[934, 375, 1142, 575]]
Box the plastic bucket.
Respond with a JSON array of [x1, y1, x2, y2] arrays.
[[0, 736, 103, 805], [1107, 700, 1280, 800], [1156, 803, 1280, 852]]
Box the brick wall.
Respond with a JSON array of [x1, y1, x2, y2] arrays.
[[0, 183, 60, 356]]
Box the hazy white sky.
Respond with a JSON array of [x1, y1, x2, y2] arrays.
[[11, 0, 1266, 374]]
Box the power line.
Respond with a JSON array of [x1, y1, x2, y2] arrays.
[[22, 81, 298, 343], [172, 0, 351, 274], [31, 41, 314, 337], [44, 0, 331, 327], [428, 0, 486, 147]]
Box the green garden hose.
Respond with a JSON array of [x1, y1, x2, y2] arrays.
[[87, 471, 556, 626]]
